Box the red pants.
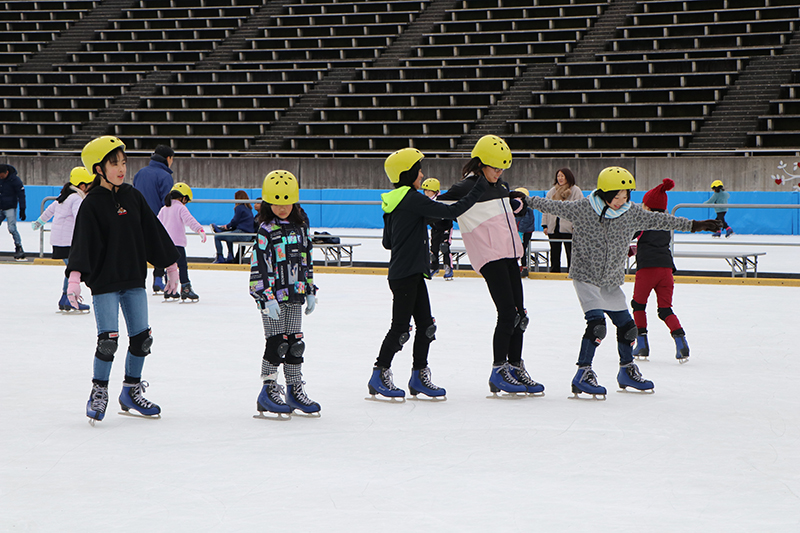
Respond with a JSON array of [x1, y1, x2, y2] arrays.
[[631, 267, 682, 332]]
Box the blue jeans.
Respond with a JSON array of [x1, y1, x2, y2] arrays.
[[214, 229, 251, 256], [92, 288, 150, 382], [0, 208, 22, 247], [577, 309, 636, 367]]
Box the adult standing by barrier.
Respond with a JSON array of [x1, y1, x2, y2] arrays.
[[542, 168, 582, 273], [133, 144, 175, 293], [0, 163, 27, 260]]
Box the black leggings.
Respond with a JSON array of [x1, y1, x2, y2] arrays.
[[376, 274, 435, 370], [480, 258, 525, 366], [548, 232, 572, 273]]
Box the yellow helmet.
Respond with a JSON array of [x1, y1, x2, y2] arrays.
[[597, 166, 636, 192], [384, 147, 424, 184], [81, 136, 125, 175], [69, 166, 93, 187], [471, 135, 512, 169], [171, 182, 193, 201], [262, 170, 299, 205], [514, 187, 530, 197], [711, 180, 724, 189], [421, 178, 440, 192]]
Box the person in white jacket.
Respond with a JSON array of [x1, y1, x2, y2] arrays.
[[31, 167, 94, 312]]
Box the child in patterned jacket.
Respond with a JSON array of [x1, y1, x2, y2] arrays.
[[526, 167, 721, 399], [249, 170, 319, 418]]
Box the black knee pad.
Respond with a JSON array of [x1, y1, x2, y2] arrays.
[[286, 332, 305, 365], [129, 328, 153, 357], [264, 334, 289, 365], [516, 309, 529, 332], [617, 320, 638, 344], [583, 319, 606, 346], [657, 307, 675, 321], [398, 326, 411, 346], [630, 298, 646, 313], [418, 319, 436, 343], [95, 332, 119, 362]]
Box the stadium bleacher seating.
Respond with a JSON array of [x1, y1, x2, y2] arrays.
[[1, 0, 800, 154]]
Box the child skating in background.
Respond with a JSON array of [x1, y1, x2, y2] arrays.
[[526, 167, 721, 398], [421, 177, 455, 280], [157, 182, 207, 302], [630, 178, 690, 363], [369, 148, 489, 401], [250, 170, 319, 418], [705, 179, 734, 237], [67, 136, 180, 424], [31, 166, 93, 312]]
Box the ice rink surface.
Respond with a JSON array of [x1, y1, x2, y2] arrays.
[[2, 253, 799, 532]]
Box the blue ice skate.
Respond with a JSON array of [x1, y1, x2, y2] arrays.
[[509, 361, 545, 396], [152, 276, 165, 294], [286, 382, 321, 416], [86, 383, 108, 425], [571, 366, 607, 399], [443, 266, 454, 281], [408, 367, 446, 400], [488, 363, 527, 397], [367, 366, 405, 401], [617, 363, 655, 393], [255, 381, 292, 419], [633, 334, 649, 359], [59, 293, 90, 312], [672, 333, 690, 363], [119, 381, 161, 417], [725, 227, 734, 238]]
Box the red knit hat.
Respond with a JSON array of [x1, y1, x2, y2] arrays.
[[642, 178, 674, 211]]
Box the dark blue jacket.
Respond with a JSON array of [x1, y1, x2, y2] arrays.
[[227, 203, 255, 233], [0, 165, 26, 214], [132, 156, 174, 215]]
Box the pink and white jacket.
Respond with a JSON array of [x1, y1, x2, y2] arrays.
[[41, 190, 84, 247], [157, 201, 204, 248]]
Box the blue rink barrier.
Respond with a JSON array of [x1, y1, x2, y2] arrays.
[[25, 186, 800, 234]]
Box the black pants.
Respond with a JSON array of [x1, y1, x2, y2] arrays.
[[519, 232, 532, 268], [715, 212, 728, 229], [376, 274, 435, 370], [548, 232, 572, 273], [176, 246, 190, 284], [480, 258, 525, 366], [430, 228, 452, 270]]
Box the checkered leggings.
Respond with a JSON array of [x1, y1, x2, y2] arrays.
[[261, 302, 303, 338]]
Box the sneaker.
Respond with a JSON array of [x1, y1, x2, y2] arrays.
[[572, 366, 607, 396], [367, 366, 405, 398], [508, 361, 544, 395], [257, 380, 292, 414], [408, 367, 446, 398], [86, 382, 109, 422], [286, 382, 321, 414], [119, 381, 161, 416], [488, 362, 527, 394], [617, 362, 654, 392]]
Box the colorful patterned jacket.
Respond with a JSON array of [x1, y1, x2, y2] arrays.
[[249, 217, 316, 304]]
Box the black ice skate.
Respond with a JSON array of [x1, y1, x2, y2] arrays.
[[14, 244, 26, 261], [180, 283, 199, 302]]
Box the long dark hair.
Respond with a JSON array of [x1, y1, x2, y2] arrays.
[[90, 147, 127, 189], [462, 157, 484, 179], [164, 189, 186, 207], [257, 202, 309, 227], [554, 168, 576, 187], [56, 182, 77, 203]]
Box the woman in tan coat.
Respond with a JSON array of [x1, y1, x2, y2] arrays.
[[542, 168, 582, 273]]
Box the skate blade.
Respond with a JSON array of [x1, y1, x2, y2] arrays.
[[180, 299, 199, 303], [364, 394, 405, 403], [408, 394, 447, 402], [486, 391, 527, 400], [616, 387, 655, 395], [633, 355, 649, 361], [526, 391, 545, 398], [569, 392, 607, 401], [289, 410, 321, 418], [58, 309, 91, 314], [88, 417, 100, 426], [677, 357, 690, 365], [253, 411, 292, 421], [118, 410, 161, 419]]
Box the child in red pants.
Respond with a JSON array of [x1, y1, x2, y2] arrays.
[[631, 178, 690, 363]]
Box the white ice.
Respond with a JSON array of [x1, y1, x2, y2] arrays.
[[2, 228, 800, 532]]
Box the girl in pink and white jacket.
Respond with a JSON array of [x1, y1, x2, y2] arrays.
[[31, 166, 94, 312], [157, 182, 206, 302]]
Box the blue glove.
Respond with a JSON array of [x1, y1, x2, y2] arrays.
[[31, 218, 45, 231], [305, 294, 316, 315], [261, 299, 281, 320]]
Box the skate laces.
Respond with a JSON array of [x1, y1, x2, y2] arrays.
[[381, 368, 401, 391], [291, 382, 314, 406], [581, 368, 600, 387], [499, 363, 523, 385], [90, 384, 109, 412], [268, 381, 288, 404], [510, 362, 538, 386], [419, 367, 441, 390], [129, 381, 155, 408], [624, 363, 646, 383]]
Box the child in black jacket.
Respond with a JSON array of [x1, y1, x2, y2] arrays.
[[368, 148, 488, 401]]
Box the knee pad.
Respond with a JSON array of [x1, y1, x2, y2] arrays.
[[657, 307, 675, 321], [286, 332, 305, 364], [418, 319, 436, 343], [630, 298, 646, 313], [95, 332, 119, 362], [617, 320, 638, 344], [516, 309, 529, 332], [583, 319, 606, 346], [398, 326, 411, 346], [129, 328, 153, 357], [264, 334, 289, 365]]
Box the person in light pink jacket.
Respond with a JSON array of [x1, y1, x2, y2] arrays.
[[31, 166, 94, 312], [157, 182, 206, 302]]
